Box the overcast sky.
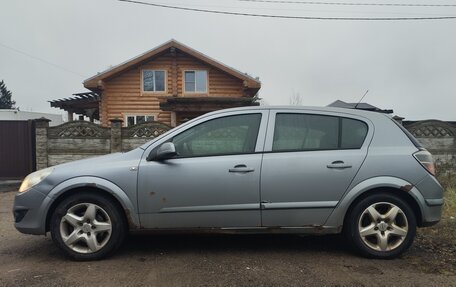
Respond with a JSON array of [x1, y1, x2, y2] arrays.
[[1, 0, 455, 120]]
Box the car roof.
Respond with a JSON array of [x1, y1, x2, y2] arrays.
[[206, 105, 391, 119]]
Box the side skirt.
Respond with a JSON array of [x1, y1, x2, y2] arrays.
[[130, 226, 342, 235]]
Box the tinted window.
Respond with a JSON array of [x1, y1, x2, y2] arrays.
[[341, 118, 368, 149], [273, 114, 339, 152], [172, 114, 261, 157], [272, 113, 368, 152]]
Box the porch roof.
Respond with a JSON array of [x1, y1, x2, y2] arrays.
[[159, 97, 259, 112]]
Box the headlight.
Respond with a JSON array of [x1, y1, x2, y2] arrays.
[[18, 167, 54, 193]]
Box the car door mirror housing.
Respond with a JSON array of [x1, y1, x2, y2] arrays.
[[149, 142, 178, 161]]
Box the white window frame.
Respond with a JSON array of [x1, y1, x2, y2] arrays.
[[124, 114, 156, 127], [184, 70, 208, 94], [141, 69, 167, 93]]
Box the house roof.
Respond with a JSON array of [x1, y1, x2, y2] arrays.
[[328, 100, 394, 114], [83, 39, 261, 90]]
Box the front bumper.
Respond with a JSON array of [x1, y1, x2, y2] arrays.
[[13, 187, 50, 235]]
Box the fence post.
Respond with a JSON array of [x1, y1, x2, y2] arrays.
[[35, 117, 51, 170], [110, 119, 123, 153]]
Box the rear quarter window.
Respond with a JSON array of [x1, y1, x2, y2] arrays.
[[340, 118, 368, 149]]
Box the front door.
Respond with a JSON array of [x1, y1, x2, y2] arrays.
[[138, 111, 268, 229], [260, 110, 371, 227]]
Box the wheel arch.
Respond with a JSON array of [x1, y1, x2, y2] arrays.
[[341, 187, 423, 230], [44, 177, 140, 232], [325, 176, 426, 229]]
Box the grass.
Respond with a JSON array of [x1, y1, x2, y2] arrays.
[[415, 167, 455, 274], [443, 188, 456, 218], [411, 163, 456, 275], [436, 163, 456, 218]]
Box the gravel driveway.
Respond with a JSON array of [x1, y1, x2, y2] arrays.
[[1, 191, 455, 286]]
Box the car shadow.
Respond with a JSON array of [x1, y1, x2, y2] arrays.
[[117, 233, 352, 257]]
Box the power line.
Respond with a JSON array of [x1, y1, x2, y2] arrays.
[[0, 42, 85, 78], [128, 1, 454, 16], [239, 0, 456, 7], [118, 0, 456, 20]]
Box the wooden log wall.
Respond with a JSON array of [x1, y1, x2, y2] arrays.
[[100, 50, 246, 126]]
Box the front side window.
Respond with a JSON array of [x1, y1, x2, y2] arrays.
[[143, 70, 165, 92], [184, 70, 207, 93], [172, 114, 261, 157], [126, 115, 155, 127], [272, 113, 367, 152]]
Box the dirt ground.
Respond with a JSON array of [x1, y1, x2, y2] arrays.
[[1, 191, 455, 287]]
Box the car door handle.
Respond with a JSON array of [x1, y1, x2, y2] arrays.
[[327, 161, 352, 169], [229, 164, 255, 173]]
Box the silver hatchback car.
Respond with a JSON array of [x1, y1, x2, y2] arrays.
[[14, 106, 443, 260]]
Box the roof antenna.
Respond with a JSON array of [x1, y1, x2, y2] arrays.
[[354, 89, 369, 109]]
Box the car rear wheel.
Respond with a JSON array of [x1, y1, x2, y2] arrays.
[[50, 192, 126, 261], [344, 193, 416, 259]]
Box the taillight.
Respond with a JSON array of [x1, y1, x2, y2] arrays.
[[413, 150, 436, 175]]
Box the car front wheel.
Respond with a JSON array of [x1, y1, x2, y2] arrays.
[[344, 193, 417, 259], [50, 192, 126, 260]]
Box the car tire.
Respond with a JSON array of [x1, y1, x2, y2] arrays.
[[50, 192, 127, 261], [344, 193, 417, 259]]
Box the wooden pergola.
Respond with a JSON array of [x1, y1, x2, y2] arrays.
[[49, 92, 100, 122]]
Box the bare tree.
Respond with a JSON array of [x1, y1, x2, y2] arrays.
[[289, 92, 303, 106]]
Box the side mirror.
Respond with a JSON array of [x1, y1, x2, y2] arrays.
[[151, 142, 178, 161]]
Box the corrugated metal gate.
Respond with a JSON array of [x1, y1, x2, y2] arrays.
[[0, 120, 36, 179]]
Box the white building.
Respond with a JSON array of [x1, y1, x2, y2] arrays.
[[0, 109, 64, 126]]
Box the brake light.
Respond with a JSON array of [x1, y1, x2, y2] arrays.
[[413, 150, 436, 175]]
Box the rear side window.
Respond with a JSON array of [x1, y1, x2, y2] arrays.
[[273, 114, 338, 151], [272, 113, 368, 152]]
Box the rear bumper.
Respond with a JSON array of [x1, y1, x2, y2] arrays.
[[414, 175, 444, 227], [419, 203, 443, 227]]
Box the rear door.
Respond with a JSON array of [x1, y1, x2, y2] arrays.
[[260, 109, 372, 227]]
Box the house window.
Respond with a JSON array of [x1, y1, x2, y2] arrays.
[[184, 70, 207, 93], [143, 70, 166, 92], [125, 115, 155, 127]]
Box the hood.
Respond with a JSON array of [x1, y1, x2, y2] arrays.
[[33, 148, 145, 195]]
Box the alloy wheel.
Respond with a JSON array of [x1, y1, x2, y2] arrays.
[[59, 203, 112, 254], [358, 202, 409, 252]]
